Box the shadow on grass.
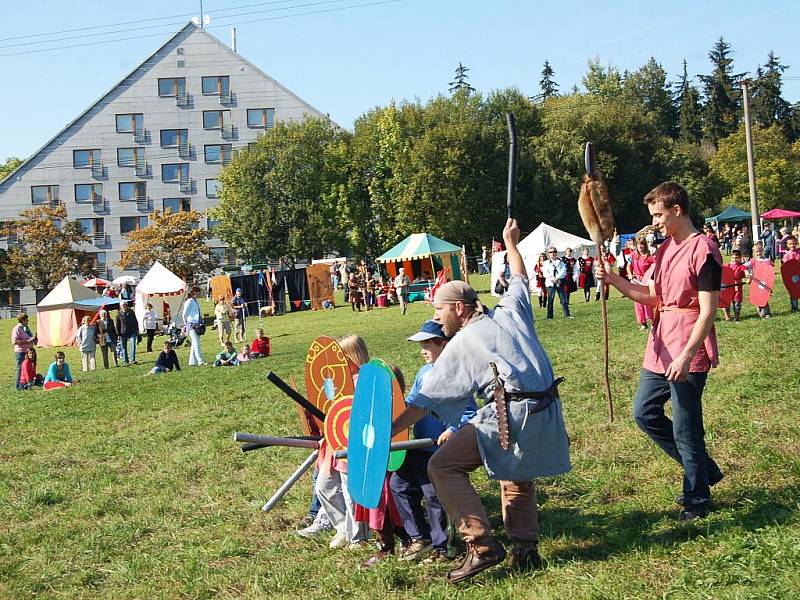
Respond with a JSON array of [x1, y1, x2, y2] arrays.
[[476, 483, 800, 566]]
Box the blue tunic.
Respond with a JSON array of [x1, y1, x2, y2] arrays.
[[409, 275, 571, 480]]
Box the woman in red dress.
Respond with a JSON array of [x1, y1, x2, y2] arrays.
[[533, 252, 547, 308], [628, 238, 656, 329], [577, 247, 595, 302]]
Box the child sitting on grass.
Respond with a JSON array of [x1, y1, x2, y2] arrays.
[[237, 344, 251, 363], [250, 329, 270, 358], [214, 340, 239, 367], [148, 341, 181, 375], [19, 348, 44, 389]]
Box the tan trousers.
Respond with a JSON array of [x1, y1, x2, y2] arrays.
[[428, 424, 539, 552]]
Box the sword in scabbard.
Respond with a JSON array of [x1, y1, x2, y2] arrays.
[[490, 362, 511, 450]]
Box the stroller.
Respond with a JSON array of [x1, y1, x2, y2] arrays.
[[165, 321, 188, 348]]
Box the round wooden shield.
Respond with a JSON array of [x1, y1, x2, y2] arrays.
[[782, 260, 800, 300], [324, 397, 352, 452], [748, 260, 775, 308], [305, 336, 355, 428], [384, 361, 409, 471], [718, 264, 735, 308]]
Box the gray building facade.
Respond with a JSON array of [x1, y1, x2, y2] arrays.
[[0, 22, 326, 305]]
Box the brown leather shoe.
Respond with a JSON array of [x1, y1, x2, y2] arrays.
[[509, 544, 542, 571], [446, 541, 506, 583]]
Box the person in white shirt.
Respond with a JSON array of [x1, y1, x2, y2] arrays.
[[542, 247, 572, 319], [394, 268, 411, 315], [143, 302, 158, 353], [182, 287, 206, 366]]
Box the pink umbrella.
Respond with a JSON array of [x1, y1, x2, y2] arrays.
[[761, 208, 800, 219], [82, 277, 111, 288]]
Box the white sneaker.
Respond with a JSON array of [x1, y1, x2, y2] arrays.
[[329, 532, 349, 549], [296, 521, 330, 538]]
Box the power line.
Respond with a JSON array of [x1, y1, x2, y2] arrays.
[[0, 0, 401, 58]]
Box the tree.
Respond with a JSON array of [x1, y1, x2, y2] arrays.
[[750, 51, 791, 130], [675, 60, 703, 143], [698, 37, 744, 144], [582, 59, 623, 98], [537, 60, 559, 101], [623, 57, 678, 137], [709, 124, 800, 212], [212, 118, 352, 264], [1, 205, 93, 290], [0, 157, 23, 182], [448, 62, 475, 94], [117, 210, 217, 281]]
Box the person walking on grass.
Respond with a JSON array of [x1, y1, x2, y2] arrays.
[[95, 309, 119, 369], [394, 268, 411, 315], [182, 287, 206, 366], [143, 303, 158, 353], [115, 302, 139, 365], [392, 218, 571, 583], [231, 288, 247, 343], [596, 181, 724, 522], [542, 247, 572, 319]]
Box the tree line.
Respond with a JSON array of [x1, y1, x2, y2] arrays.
[[213, 37, 800, 264]]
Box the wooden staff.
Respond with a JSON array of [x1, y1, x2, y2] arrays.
[[577, 142, 615, 421]]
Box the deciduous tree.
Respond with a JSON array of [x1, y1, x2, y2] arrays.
[[117, 210, 217, 281], [1, 205, 93, 290]]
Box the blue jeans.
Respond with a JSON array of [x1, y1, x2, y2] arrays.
[[308, 467, 321, 518], [15, 351, 26, 390], [120, 335, 137, 364], [633, 369, 721, 507], [546, 285, 570, 318], [791, 297, 798, 312], [390, 450, 448, 549]]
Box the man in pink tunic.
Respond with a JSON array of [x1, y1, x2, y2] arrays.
[[597, 182, 723, 521]]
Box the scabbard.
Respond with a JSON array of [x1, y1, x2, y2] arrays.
[[490, 362, 510, 450]]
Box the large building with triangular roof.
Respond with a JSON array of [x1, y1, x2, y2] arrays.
[[0, 22, 327, 305]]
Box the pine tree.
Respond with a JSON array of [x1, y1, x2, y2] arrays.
[[538, 60, 559, 101], [675, 60, 703, 143], [698, 37, 745, 144], [448, 62, 475, 94], [750, 51, 790, 129], [582, 59, 623, 98], [623, 57, 677, 137]]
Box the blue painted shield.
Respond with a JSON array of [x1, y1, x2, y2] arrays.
[[347, 359, 394, 509]]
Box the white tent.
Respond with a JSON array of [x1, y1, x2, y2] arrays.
[[491, 223, 596, 297], [134, 262, 187, 332]]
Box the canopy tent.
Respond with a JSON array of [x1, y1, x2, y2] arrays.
[[134, 261, 187, 332], [36, 276, 119, 347], [761, 208, 800, 220], [491, 223, 596, 297], [376, 233, 465, 283], [705, 206, 752, 223]]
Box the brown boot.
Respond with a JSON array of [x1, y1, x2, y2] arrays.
[[509, 543, 542, 571], [446, 540, 506, 583]]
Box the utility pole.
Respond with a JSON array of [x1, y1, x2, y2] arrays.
[[741, 80, 760, 239], [200, 0, 205, 29]]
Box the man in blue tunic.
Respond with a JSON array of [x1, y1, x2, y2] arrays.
[[392, 218, 571, 583]]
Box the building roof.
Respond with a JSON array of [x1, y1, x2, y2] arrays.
[[0, 22, 330, 188]]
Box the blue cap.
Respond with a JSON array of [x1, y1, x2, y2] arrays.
[[407, 320, 446, 342], [236, 288, 243, 293]]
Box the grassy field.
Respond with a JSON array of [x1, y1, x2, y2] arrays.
[[1, 273, 799, 599]]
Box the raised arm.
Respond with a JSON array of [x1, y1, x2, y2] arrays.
[[503, 219, 526, 278]]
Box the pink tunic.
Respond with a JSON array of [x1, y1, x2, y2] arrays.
[[643, 234, 722, 374], [730, 263, 747, 302]]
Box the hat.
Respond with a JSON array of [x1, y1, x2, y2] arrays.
[[433, 281, 483, 313], [407, 320, 446, 342], [235, 288, 243, 293]]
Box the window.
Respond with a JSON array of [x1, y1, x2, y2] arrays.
[[120, 216, 148, 234], [117, 148, 135, 167], [75, 183, 102, 203], [160, 129, 188, 148], [207, 217, 220, 231], [203, 110, 230, 129], [247, 108, 275, 129], [162, 198, 191, 213], [90, 252, 107, 270], [0, 290, 21, 306], [73, 149, 101, 168], [31, 185, 58, 205], [204, 144, 232, 164], [161, 163, 189, 183], [116, 113, 144, 133], [205, 179, 221, 198], [158, 77, 186, 97], [77, 218, 104, 236], [201, 75, 229, 95], [210, 247, 236, 265], [119, 182, 146, 201]]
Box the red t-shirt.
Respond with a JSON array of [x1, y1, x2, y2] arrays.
[[251, 337, 269, 355]]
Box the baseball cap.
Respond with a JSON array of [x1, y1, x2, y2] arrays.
[[235, 288, 243, 293], [407, 320, 446, 342], [433, 280, 484, 313]]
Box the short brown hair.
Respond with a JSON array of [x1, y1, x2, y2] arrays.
[[644, 181, 689, 213], [17, 313, 29, 323]]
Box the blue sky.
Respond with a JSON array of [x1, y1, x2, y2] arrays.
[[1, 0, 798, 161]]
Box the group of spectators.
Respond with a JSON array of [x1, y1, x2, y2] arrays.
[[328, 261, 415, 315], [703, 221, 800, 260]]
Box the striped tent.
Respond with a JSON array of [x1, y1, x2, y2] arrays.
[[36, 277, 118, 347], [376, 233, 465, 282], [134, 261, 187, 331]]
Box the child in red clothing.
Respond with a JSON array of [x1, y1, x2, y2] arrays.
[[746, 243, 773, 318], [19, 348, 43, 389], [250, 328, 270, 358], [724, 250, 747, 322], [781, 236, 799, 313]]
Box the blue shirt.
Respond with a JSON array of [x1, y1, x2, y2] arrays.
[[406, 363, 477, 451]]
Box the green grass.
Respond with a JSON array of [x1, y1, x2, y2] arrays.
[[1, 273, 799, 599]]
